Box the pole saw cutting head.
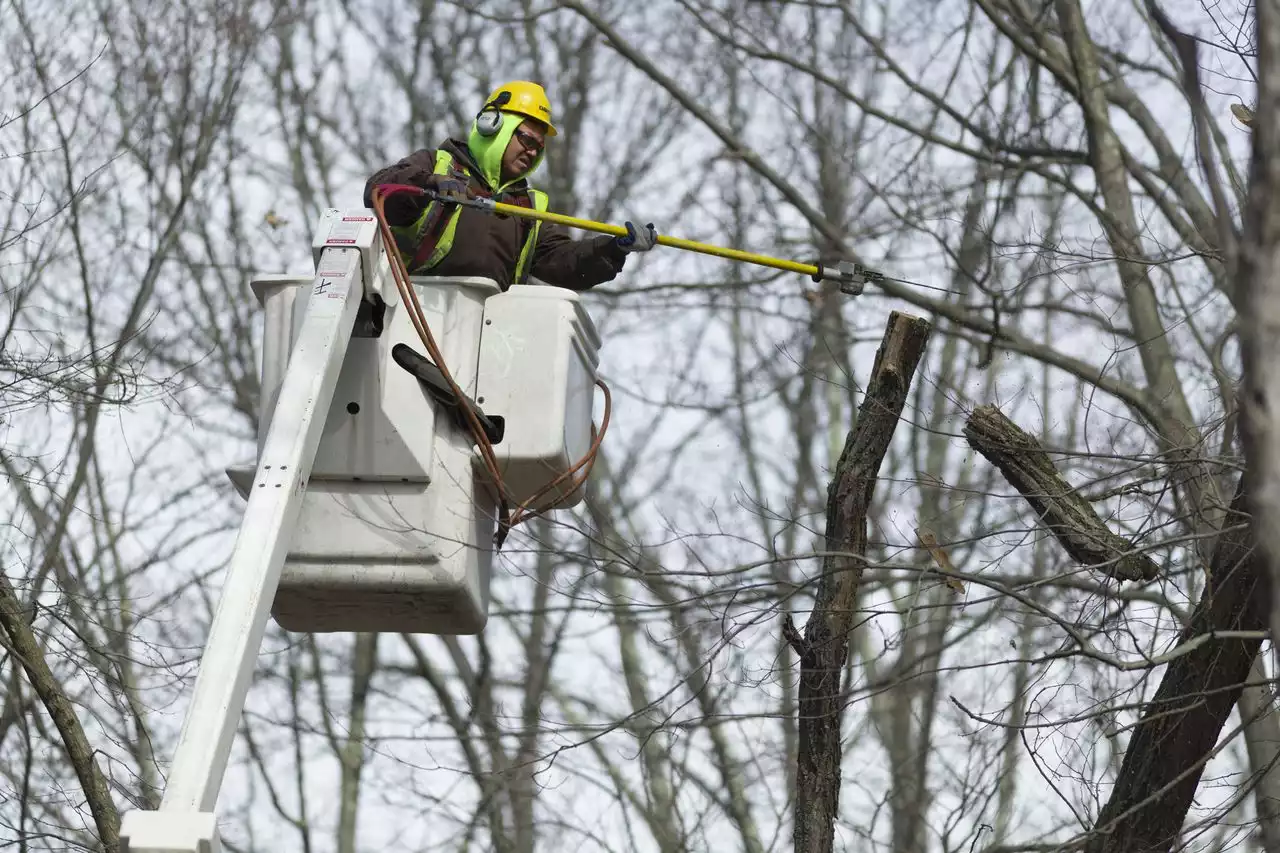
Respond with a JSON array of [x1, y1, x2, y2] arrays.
[[814, 261, 885, 297]]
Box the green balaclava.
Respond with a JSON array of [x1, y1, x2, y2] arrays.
[[467, 111, 546, 194]]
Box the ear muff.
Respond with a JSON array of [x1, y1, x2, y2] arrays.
[[475, 90, 513, 137]]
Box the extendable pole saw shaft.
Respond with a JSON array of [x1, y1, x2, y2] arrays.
[[432, 190, 884, 295]]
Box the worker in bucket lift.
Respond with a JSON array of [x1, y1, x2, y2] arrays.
[[365, 81, 657, 292]]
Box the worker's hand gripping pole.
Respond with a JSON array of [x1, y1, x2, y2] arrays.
[[119, 213, 380, 853]]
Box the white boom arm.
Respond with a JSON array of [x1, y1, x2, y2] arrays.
[[119, 228, 372, 852]]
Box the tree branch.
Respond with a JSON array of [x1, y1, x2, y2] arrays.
[[0, 573, 120, 852], [1083, 480, 1264, 853], [786, 310, 932, 853], [557, 0, 1159, 425], [963, 403, 1161, 581]]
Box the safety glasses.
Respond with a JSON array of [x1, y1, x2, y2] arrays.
[[513, 127, 545, 154]]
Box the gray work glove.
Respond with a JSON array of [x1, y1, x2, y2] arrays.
[[421, 173, 470, 201], [616, 219, 657, 253]]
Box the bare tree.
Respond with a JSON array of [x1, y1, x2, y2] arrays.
[[1, 0, 285, 849]]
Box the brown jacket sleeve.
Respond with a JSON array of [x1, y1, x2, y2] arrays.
[[363, 149, 438, 225], [529, 220, 629, 290]]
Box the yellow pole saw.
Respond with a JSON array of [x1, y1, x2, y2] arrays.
[[436, 191, 885, 296]]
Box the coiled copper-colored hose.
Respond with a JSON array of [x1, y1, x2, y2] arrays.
[[370, 185, 610, 546]]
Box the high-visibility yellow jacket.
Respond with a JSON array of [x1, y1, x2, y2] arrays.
[[364, 136, 627, 292]]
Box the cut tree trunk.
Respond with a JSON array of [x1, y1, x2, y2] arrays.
[[785, 311, 932, 853]]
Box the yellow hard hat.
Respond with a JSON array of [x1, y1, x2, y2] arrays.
[[478, 80, 558, 137]]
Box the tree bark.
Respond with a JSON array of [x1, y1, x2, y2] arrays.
[[1082, 481, 1263, 853], [785, 311, 932, 853], [1237, 669, 1280, 853], [1238, 0, 1280, 727], [1236, 4, 1280, 852], [963, 403, 1161, 581]]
